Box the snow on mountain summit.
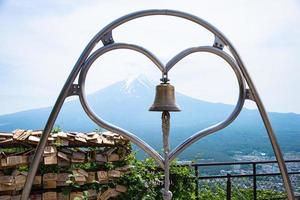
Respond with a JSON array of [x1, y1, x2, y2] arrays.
[[121, 74, 155, 95]]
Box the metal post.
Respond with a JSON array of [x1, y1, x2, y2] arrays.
[[253, 163, 257, 200], [228, 47, 295, 200], [194, 166, 200, 200], [21, 63, 82, 200], [226, 173, 232, 200], [162, 111, 172, 200]]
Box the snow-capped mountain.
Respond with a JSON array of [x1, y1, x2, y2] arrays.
[[0, 75, 299, 161], [121, 74, 154, 95]]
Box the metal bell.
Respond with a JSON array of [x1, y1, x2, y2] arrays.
[[149, 83, 181, 112]]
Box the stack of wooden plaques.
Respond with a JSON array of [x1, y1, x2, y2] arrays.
[[0, 130, 131, 200]]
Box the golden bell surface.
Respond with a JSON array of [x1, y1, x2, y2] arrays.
[[149, 83, 181, 112]]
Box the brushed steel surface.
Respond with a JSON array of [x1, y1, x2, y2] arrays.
[[167, 46, 246, 161]]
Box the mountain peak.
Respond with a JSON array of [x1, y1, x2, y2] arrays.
[[121, 74, 155, 94]]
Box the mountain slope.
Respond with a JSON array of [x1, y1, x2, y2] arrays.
[[1, 75, 300, 161]]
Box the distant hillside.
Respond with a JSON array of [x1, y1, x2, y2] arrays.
[[1, 75, 300, 161]]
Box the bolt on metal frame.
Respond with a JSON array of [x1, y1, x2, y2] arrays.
[[21, 9, 295, 200]]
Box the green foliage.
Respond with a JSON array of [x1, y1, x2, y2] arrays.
[[170, 164, 196, 200], [117, 157, 162, 200], [198, 183, 286, 200], [82, 191, 89, 200], [0, 146, 30, 154], [117, 155, 196, 200], [39, 163, 61, 174], [53, 137, 64, 147], [52, 125, 62, 133], [116, 155, 285, 200], [199, 184, 226, 200], [71, 162, 101, 171], [17, 164, 29, 172], [256, 189, 286, 199]]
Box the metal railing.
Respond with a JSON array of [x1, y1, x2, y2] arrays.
[[191, 159, 300, 200]]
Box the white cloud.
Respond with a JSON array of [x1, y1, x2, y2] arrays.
[[0, 0, 299, 114]]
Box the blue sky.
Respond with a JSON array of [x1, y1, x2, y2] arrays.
[[0, 0, 300, 115]]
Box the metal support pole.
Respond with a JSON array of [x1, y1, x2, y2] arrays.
[[253, 163, 257, 200], [194, 166, 200, 200], [21, 65, 82, 200], [226, 173, 232, 200], [162, 111, 172, 200], [228, 48, 295, 200]]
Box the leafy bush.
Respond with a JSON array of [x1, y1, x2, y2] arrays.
[[117, 154, 196, 200], [117, 154, 285, 200], [198, 183, 286, 200]]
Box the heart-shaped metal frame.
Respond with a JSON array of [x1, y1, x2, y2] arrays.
[[22, 9, 294, 200], [77, 43, 246, 167]]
